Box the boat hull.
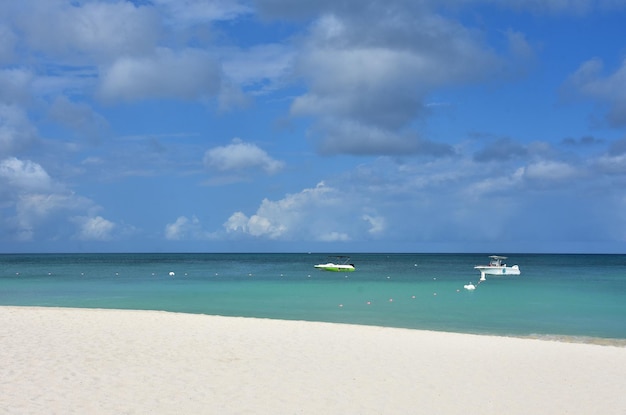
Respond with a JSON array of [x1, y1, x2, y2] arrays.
[[474, 265, 520, 280], [474, 265, 521, 276], [314, 263, 355, 272]]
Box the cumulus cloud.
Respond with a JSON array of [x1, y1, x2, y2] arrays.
[[0, 157, 113, 242], [10, 0, 159, 61], [288, 6, 506, 155], [223, 181, 382, 241], [524, 160, 581, 182], [164, 215, 215, 240], [72, 215, 115, 241], [465, 167, 525, 197], [203, 138, 285, 175], [594, 153, 626, 175], [98, 48, 222, 102], [222, 182, 333, 239], [0, 157, 53, 193], [362, 214, 385, 234], [311, 119, 454, 156]]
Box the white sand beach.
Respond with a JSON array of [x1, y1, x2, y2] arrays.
[[1, 306, 624, 415]]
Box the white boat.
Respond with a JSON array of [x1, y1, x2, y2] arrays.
[[314, 256, 355, 272], [474, 255, 520, 281]]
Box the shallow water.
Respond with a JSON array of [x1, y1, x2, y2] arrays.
[[1, 253, 625, 340]]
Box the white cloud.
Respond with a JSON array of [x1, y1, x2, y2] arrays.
[[0, 157, 111, 242], [166, 216, 192, 240], [98, 48, 221, 102], [362, 214, 386, 234], [11, 192, 93, 241], [594, 153, 626, 175], [223, 181, 381, 241], [524, 160, 581, 182], [0, 157, 53, 192], [11, 0, 159, 61], [318, 231, 350, 242], [203, 138, 285, 175], [165, 215, 215, 240], [223, 211, 248, 233], [465, 167, 525, 198], [289, 8, 505, 154], [310, 120, 453, 156], [73, 215, 115, 241]]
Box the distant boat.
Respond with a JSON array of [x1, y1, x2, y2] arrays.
[[314, 256, 356, 272], [474, 255, 520, 281]]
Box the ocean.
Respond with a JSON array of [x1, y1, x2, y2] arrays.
[[1, 253, 625, 341]]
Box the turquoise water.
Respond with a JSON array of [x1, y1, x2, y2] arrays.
[[1, 253, 625, 340]]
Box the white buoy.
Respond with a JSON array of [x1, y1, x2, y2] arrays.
[[169, 271, 175, 276], [464, 282, 476, 290]]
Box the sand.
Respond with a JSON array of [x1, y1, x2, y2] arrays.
[[1, 306, 624, 415]]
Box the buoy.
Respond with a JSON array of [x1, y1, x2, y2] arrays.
[[169, 271, 175, 276], [464, 282, 476, 290]]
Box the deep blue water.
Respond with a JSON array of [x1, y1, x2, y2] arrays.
[[1, 253, 625, 340]]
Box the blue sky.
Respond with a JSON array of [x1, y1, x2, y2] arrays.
[[1, 0, 626, 253]]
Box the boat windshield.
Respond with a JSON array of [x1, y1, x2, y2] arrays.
[[489, 256, 506, 266]]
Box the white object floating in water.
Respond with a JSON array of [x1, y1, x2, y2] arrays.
[[464, 282, 476, 290], [169, 271, 175, 276]]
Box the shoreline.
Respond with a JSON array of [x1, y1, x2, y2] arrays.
[[3, 304, 625, 347], [2, 306, 625, 414]]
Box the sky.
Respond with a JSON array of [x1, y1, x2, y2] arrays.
[[1, 0, 626, 253]]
